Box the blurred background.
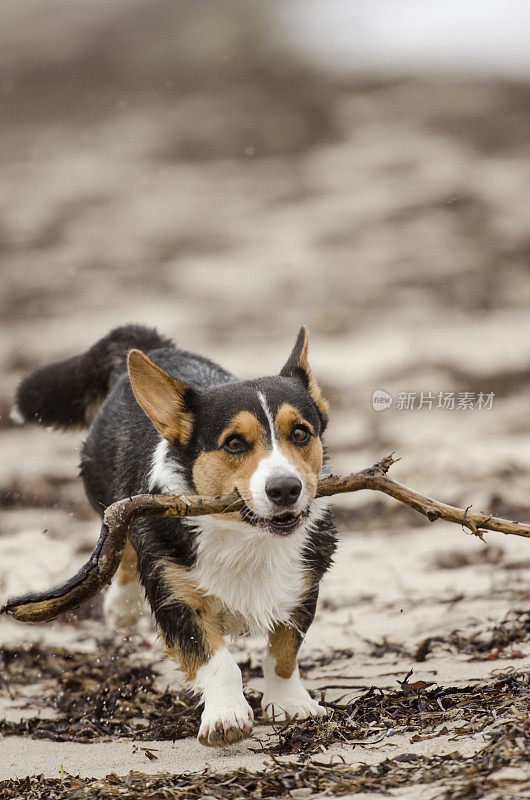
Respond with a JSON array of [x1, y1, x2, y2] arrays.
[[1, 0, 530, 595]]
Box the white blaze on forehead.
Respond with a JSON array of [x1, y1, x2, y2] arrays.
[[256, 391, 296, 471], [257, 391, 277, 444], [249, 392, 304, 517]]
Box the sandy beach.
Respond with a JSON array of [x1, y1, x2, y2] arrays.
[[1, 3, 530, 797]]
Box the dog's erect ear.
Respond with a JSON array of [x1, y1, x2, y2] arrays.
[[128, 350, 194, 444], [280, 327, 329, 429]]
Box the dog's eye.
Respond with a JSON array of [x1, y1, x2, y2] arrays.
[[290, 425, 311, 446], [223, 435, 248, 455]]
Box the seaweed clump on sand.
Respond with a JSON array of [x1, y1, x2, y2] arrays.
[[415, 608, 530, 662], [0, 639, 201, 742], [2, 642, 530, 798], [3, 718, 530, 800], [271, 668, 530, 759]]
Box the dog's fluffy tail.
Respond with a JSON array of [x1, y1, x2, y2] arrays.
[[11, 324, 172, 429]]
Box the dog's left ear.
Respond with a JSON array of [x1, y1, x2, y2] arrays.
[[280, 326, 329, 430], [128, 349, 195, 445]]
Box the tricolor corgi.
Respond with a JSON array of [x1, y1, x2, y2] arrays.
[[12, 325, 337, 746]]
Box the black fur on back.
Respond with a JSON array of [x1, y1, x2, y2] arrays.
[[79, 330, 236, 513], [14, 325, 173, 429]]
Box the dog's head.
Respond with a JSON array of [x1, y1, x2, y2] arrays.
[[128, 327, 328, 535]]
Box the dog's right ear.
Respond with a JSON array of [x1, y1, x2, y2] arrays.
[[127, 350, 194, 445], [280, 327, 329, 430]]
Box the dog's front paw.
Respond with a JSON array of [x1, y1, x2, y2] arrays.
[[198, 696, 254, 747], [261, 688, 326, 723]]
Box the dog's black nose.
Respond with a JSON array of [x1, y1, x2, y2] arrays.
[[265, 476, 302, 506]]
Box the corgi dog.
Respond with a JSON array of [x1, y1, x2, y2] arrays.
[[12, 325, 337, 746]]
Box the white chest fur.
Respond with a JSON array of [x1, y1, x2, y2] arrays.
[[148, 439, 316, 635], [191, 517, 308, 635]]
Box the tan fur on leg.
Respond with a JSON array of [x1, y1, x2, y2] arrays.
[[115, 540, 138, 585], [160, 563, 225, 683], [267, 623, 302, 679], [103, 540, 144, 629]]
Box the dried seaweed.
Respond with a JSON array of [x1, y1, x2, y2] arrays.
[[3, 723, 530, 800], [270, 668, 530, 759], [3, 640, 530, 759], [3, 641, 530, 798], [415, 608, 530, 662], [429, 544, 504, 570], [299, 647, 355, 670], [0, 639, 201, 742], [365, 636, 413, 659], [0, 642, 359, 746], [0, 761, 428, 800]]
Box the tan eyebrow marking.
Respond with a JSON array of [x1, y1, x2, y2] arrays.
[[216, 410, 265, 449], [275, 403, 315, 440], [274, 402, 323, 483]]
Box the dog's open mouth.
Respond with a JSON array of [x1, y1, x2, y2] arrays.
[[260, 511, 304, 535], [240, 504, 305, 535]]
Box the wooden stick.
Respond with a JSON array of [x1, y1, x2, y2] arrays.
[[317, 454, 530, 539], [2, 453, 529, 623]]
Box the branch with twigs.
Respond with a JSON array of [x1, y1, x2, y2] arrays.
[[2, 453, 529, 624]]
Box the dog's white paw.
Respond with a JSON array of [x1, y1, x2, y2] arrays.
[[261, 690, 326, 722], [261, 658, 327, 722], [103, 580, 144, 630], [198, 696, 254, 747]]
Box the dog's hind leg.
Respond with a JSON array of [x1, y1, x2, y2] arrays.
[[103, 540, 145, 630]]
